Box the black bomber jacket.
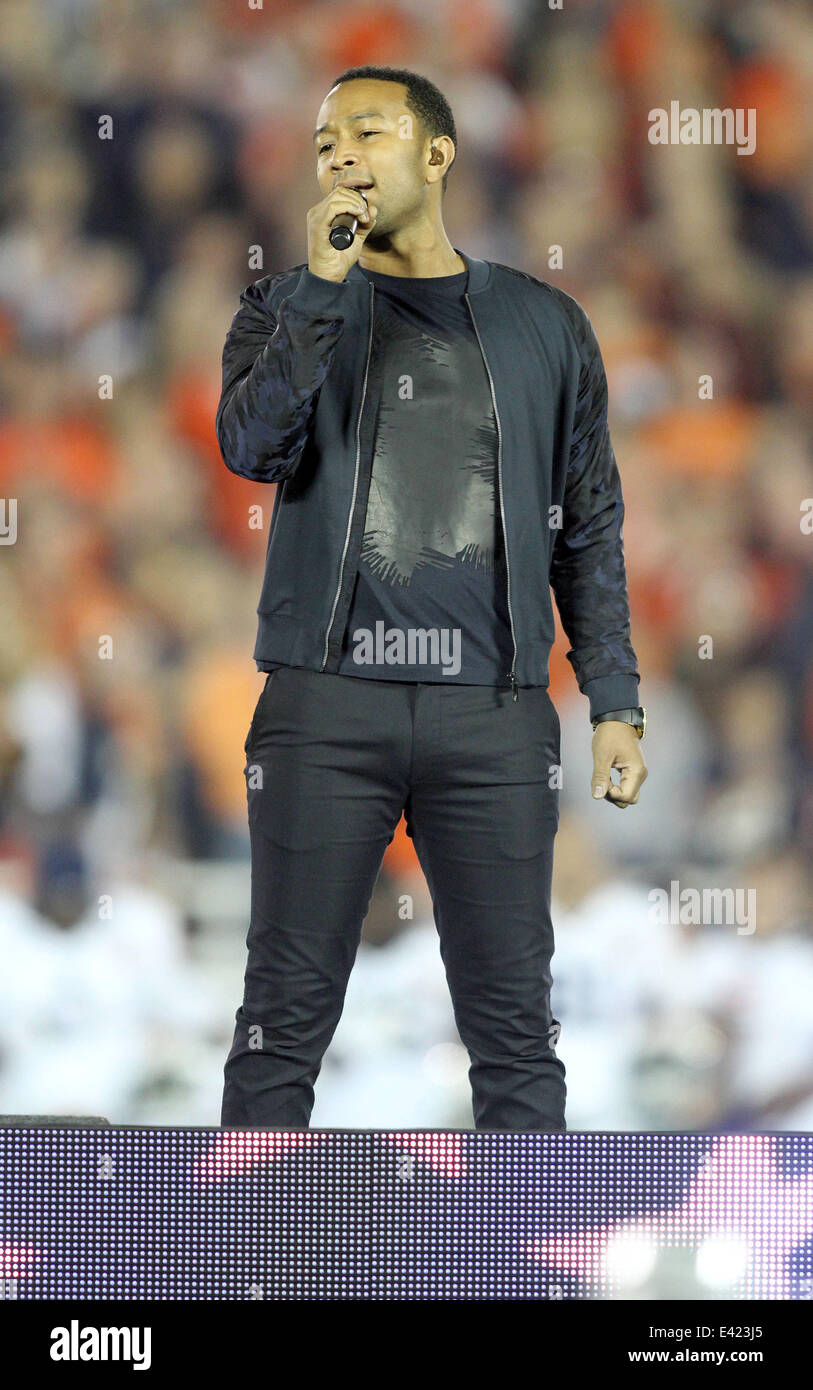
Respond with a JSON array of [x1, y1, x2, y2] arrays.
[[215, 249, 641, 720]]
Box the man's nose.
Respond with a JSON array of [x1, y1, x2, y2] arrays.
[[330, 142, 361, 171]]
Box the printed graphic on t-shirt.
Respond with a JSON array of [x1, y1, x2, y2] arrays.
[[336, 268, 514, 685], [359, 295, 501, 586]]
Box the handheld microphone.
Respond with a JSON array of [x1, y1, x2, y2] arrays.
[[329, 191, 368, 250]]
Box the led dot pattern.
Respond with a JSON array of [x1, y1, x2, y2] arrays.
[[0, 1129, 811, 1300]]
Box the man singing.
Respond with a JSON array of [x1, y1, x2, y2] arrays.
[[217, 65, 648, 1132]]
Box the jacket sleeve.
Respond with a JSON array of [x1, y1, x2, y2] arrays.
[[549, 303, 640, 722], [215, 270, 350, 484]]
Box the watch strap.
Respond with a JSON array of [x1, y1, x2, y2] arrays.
[[591, 706, 646, 739]]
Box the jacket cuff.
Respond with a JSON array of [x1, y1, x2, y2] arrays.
[[286, 267, 352, 318], [583, 674, 641, 723]]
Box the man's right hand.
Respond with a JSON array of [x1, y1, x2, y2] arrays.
[[307, 185, 378, 283]]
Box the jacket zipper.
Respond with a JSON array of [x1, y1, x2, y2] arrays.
[[465, 292, 519, 700], [321, 281, 375, 671]]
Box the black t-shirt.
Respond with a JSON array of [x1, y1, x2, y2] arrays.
[[334, 262, 514, 685]]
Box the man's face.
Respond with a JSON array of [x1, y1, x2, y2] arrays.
[[313, 79, 430, 238]]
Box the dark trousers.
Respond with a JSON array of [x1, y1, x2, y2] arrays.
[[221, 666, 567, 1131]]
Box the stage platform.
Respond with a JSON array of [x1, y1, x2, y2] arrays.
[[1, 1127, 812, 1300]]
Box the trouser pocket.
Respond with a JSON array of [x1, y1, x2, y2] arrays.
[[244, 670, 278, 755]]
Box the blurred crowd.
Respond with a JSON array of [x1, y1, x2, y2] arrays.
[[1, 0, 812, 1130]]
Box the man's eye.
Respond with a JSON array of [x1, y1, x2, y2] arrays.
[[319, 131, 380, 155]]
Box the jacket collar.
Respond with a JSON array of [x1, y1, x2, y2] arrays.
[[346, 249, 490, 293]]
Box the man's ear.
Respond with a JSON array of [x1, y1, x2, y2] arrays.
[[426, 136, 455, 181]]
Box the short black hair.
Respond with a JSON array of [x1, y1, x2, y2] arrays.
[[328, 65, 457, 194]]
